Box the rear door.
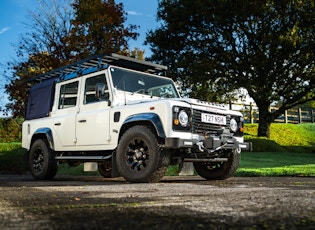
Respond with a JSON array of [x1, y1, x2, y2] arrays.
[[53, 79, 80, 147]]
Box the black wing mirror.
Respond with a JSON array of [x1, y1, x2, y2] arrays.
[[95, 83, 105, 99], [95, 83, 111, 106]]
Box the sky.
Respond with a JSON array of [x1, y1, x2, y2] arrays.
[[0, 0, 159, 64], [0, 0, 160, 115]]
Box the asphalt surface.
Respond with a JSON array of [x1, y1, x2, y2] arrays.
[[0, 174, 315, 229]]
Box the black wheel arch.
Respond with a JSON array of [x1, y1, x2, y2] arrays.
[[30, 128, 55, 150], [119, 113, 166, 142]]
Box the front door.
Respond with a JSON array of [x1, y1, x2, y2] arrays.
[[76, 73, 111, 146]]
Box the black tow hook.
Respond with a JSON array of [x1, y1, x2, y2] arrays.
[[196, 138, 240, 154], [196, 141, 227, 153]]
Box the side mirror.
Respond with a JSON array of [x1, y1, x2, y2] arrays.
[[95, 83, 110, 106], [95, 83, 105, 99]]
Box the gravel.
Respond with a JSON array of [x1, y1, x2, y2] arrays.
[[0, 174, 314, 229]]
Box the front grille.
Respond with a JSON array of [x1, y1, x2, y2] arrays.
[[192, 109, 230, 135]]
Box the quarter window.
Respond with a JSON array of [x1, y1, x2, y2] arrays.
[[58, 81, 79, 109]]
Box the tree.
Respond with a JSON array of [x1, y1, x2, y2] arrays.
[[70, 0, 139, 57], [2, 0, 74, 117], [4, 52, 60, 117], [119, 47, 145, 61], [2, 0, 140, 117], [145, 0, 315, 138]]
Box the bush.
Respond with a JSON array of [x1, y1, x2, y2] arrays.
[[0, 118, 23, 142], [0, 143, 27, 174]]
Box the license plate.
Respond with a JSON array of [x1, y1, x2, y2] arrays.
[[201, 113, 226, 125]]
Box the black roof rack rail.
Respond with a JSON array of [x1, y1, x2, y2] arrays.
[[28, 53, 168, 83]]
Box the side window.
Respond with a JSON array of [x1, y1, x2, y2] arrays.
[[84, 74, 108, 104], [58, 81, 79, 109]]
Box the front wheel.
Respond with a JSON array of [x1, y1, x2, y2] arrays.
[[116, 125, 169, 183], [193, 149, 240, 180], [29, 139, 58, 180]]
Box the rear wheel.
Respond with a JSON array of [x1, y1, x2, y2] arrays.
[[29, 139, 58, 180], [193, 149, 240, 180], [98, 161, 112, 178], [116, 125, 169, 183]]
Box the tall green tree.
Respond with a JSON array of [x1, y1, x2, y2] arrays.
[[146, 0, 315, 137], [2, 0, 139, 117]]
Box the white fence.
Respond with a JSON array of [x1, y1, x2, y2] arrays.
[[230, 102, 315, 124]]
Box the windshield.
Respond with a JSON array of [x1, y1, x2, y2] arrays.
[[110, 67, 179, 98]]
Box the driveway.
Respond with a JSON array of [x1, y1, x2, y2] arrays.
[[0, 175, 314, 229]]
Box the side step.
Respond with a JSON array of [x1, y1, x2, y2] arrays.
[[55, 155, 112, 161], [184, 158, 228, 162]]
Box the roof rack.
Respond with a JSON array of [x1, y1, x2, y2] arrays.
[[28, 53, 168, 83]]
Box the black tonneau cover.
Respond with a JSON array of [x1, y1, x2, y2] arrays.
[[25, 77, 56, 120]]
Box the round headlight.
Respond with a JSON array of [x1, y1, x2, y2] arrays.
[[178, 110, 189, 127], [230, 118, 238, 132]]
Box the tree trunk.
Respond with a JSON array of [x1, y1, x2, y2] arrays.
[[257, 106, 272, 138]]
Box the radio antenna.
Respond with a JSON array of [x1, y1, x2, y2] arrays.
[[123, 81, 126, 105]]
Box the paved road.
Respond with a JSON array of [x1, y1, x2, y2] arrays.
[[0, 174, 315, 229]]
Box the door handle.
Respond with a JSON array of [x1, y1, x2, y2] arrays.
[[54, 122, 61, 126], [78, 119, 86, 123]]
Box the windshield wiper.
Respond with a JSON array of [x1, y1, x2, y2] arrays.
[[131, 89, 146, 95]]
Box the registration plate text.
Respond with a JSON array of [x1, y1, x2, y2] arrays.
[[201, 113, 226, 125]]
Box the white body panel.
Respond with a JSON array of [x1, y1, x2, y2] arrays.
[[22, 65, 245, 152]]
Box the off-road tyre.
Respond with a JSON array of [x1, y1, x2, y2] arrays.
[[29, 139, 58, 180], [116, 125, 169, 183], [193, 149, 240, 180]]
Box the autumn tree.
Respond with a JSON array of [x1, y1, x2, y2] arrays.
[[2, 0, 74, 117], [70, 0, 139, 58], [119, 47, 145, 61], [146, 0, 315, 137]]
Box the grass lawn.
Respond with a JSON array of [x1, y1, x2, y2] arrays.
[[236, 151, 315, 177], [1, 123, 314, 177], [244, 123, 315, 152], [1, 145, 314, 177]]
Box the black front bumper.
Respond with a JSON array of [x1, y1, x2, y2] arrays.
[[165, 136, 252, 152]]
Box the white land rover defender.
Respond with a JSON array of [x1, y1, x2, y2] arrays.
[[22, 53, 252, 183]]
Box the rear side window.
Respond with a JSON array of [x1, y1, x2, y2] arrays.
[[58, 81, 79, 109]]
